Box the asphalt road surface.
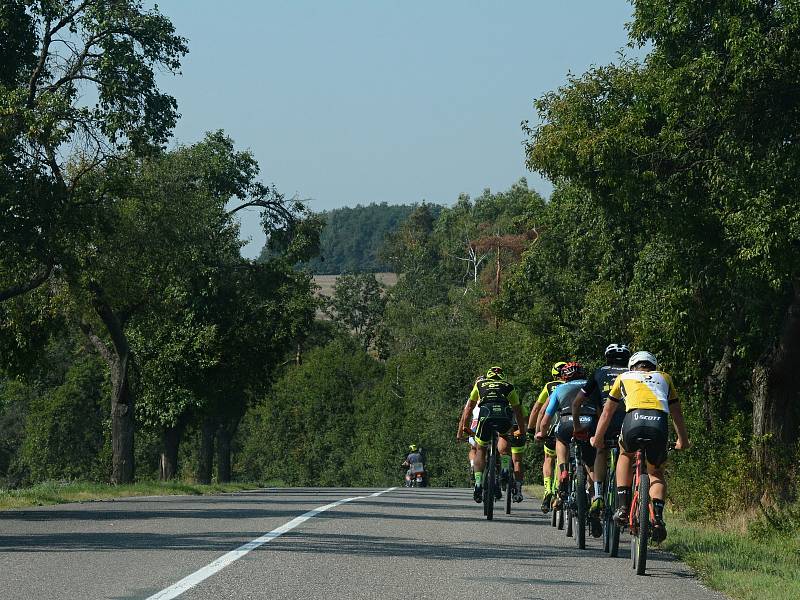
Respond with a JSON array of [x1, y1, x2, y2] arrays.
[[0, 487, 728, 600]]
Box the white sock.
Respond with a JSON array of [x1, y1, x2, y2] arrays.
[[594, 481, 603, 498]]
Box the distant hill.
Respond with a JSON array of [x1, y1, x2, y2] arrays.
[[261, 203, 441, 274]]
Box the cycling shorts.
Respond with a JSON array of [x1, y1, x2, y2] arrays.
[[620, 409, 669, 467], [556, 414, 597, 467], [543, 435, 557, 457], [475, 402, 513, 447]]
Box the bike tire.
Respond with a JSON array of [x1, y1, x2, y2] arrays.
[[634, 466, 650, 575], [576, 468, 587, 549], [505, 476, 512, 515], [556, 506, 564, 530], [485, 445, 496, 521], [551, 503, 557, 527], [566, 505, 574, 537]]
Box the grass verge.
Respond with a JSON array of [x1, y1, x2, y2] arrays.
[[0, 480, 273, 510], [664, 511, 800, 600]]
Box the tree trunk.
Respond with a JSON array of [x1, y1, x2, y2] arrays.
[[159, 421, 185, 481], [197, 417, 216, 484], [88, 285, 136, 485], [215, 413, 243, 483], [751, 281, 800, 503], [215, 424, 232, 483], [110, 351, 135, 484], [703, 344, 734, 432]]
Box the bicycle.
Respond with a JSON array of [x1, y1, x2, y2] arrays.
[[602, 438, 621, 556], [564, 435, 591, 549], [628, 439, 675, 575]]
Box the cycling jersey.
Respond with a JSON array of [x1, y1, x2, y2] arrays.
[[544, 379, 592, 417], [608, 370, 678, 413], [469, 378, 521, 407], [536, 380, 563, 405], [582, 366, 627, 409]]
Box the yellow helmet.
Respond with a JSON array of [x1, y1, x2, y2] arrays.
[[551, 361, 567, 377]]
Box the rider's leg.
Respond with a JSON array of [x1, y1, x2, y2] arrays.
[[473, 444, 487, 484], [497, 436, 512, 475], [555, 439, 569, 496], [614, 450, 634, 522], [648, 463, 667, 540], [591, 448, 607, 513]]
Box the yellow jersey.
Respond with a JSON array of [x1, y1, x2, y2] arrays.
[[608, 370, 678, 413]]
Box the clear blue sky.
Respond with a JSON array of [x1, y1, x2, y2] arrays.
[[159, 1, 640, 257]]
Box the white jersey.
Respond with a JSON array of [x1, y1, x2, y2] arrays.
[[468, 405, 480, 447]]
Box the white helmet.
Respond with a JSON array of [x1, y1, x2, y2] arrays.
[[628, 351, 658, 369]]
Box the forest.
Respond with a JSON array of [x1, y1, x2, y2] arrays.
[[2, 0, 800, 524]]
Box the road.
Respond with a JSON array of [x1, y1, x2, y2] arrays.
[[0, 487, 727, 600]]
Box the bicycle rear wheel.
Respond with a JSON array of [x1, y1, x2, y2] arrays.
[[634, 466, 650, 575], [485, 442, 496, 521], [505, 473, 512, 515], [551, 502, 557, 527], [576, 467, 587, 549]]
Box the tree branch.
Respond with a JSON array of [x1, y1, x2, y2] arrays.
[[0, 261, 54, 303]]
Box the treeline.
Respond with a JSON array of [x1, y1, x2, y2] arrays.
[[270, 203, 441, 275], [0, 2, 320, 486]]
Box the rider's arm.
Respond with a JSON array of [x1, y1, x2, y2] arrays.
[[592, 397, 616, 442], [527, 385, 548, 431], [571, 390, 587, 424], [527, 401, 543, 432], [457, 395, 477, 439], [665, 375, 690, 449], [538, 390, 559, 435]]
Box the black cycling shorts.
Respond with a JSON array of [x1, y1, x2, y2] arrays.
[[620, 409, 669, 467], [556, 414, 597, 468], [475, 402, 513, 447]]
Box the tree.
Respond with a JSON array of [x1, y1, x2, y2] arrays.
[[325, 273, 388, 356]]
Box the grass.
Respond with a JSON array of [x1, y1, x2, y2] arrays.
[[664, 510, 800, 600], [0, 480, 274, 510]]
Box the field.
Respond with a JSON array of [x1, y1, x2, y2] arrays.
[[313, 272, 398, 298]]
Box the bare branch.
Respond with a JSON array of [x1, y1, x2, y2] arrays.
[[78, 319, 114, 364]]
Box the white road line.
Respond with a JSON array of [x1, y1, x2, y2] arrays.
[[146, 487, 397, 600]]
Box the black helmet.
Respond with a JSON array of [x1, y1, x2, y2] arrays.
[[604, 343, 631, 365]]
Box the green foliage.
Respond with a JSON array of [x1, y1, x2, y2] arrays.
[[325, 273, 388, 356], [284, 203, 438, 274], [17, 357, 108, 483], [237, 338, 383, 486]]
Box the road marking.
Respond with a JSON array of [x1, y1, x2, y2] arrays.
[[146, 487, 397, 600]]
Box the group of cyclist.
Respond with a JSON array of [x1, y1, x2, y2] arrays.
[[455, 343, 690, 543]]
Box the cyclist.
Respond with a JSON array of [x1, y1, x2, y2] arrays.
[[528, 361, 567, 512], [591, 350, 690, 543], [458, 376, 484, 482], [457, 366, 526, 503], [572, 343, 630, 521], [535, 362, 595, 509]]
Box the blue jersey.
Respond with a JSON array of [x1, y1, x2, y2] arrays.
[[545, 379, 591, 417]]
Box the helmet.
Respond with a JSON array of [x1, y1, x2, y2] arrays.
[[604, 343, 631, 365], [561, 361, 585, 381], [409, 444, 418, 452], [486, 366, 505, 379], [628, 351, 658, 369], [551, 361, 567, 377]]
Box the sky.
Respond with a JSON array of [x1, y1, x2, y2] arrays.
[[158, 1, 641, 257]]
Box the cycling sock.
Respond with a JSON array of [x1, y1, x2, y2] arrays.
[[501, 455, 511, 471], [653, 498, 665, 520], [543, 475, 552, 492], [470, 459, 474, 468], [594, 481, 603, 498], [617, 486, 631, 510], [475, 471, 483, 486]]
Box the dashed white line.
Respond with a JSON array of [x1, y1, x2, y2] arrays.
[[146, 487, 397, 600]]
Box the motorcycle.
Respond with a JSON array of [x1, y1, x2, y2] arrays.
[[403, 461, 428, 487]]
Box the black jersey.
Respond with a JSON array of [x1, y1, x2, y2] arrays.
[[582, 365, 627, 412]]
